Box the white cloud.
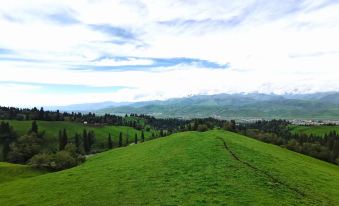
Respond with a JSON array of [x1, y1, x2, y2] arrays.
[[1, 0, 339, 106]]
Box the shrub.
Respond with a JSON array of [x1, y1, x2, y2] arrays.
[[29, 153, 54, 170], [7, 134, 43, 163], [29, 146, 85, 171], [54, 151, 77, 170], [197, 124, 208, 132]]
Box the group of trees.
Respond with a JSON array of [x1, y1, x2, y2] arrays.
[[0, 106, 139, 128], [239, 120, 339, 165], [0, 120, 86, 171], [106, 130, 145, 150], [0, 121, 17, 161], [29, 144, 85, 171]]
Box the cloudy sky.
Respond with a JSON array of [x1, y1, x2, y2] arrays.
[[1, 0, 339, 106]]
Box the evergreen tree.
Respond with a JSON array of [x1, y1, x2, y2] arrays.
[[59, 129, 68, 150], [141, 131, 145, 142], [134, 133, 138, 144], [333, 140, 339, 162], [126, 130, 130, 146], [38, 107, 44, 120], [58, 130, 63, 151], [56, 109, 60, 121], [118, 132, 122, 147], [31, 120, 38, 134], [63, 128, 68, 147], [230, 120, 236, 132], [88, 131, 95, 149], [126, 133, 129, 146], [74, 133, 81, 153], [0, 121, 16, 160], [83, 129, 90, 154], [108, 133, 113, 149]]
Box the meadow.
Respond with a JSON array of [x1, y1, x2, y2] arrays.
[[0, 130, 338, 205], [0, 162, 46, 184], [4, 120, 155, 149]]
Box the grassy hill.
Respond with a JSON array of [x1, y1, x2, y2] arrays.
[[0, 162, 46, 184], [0, 130, 338, 205], [290, 125, 339, 136], [4, 120, 155, 149]]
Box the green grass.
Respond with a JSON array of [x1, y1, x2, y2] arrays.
[[3, 120, 155, 148], [0, 162, 46, 184], [0, 130, 338, 205], [290, 125, 339, 136]]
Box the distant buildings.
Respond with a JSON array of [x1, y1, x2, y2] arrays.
[[290, 119, 339, 126]]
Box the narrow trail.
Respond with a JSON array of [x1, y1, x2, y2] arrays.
[[216, 137, 306, 198]]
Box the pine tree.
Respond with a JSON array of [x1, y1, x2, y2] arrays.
[[74, 133, 81, 153], [119, 132, 123, 147], [59, 129, 68, 150], [126, 136, 129, 146], [141, 131, 145, 142], [38, 107, 44, 120], [58, 130, 63, 150], [134, 133, 138, 144], [31, 120, 38, 134], [108, 133, 113, 149], [56, 110, 60, 121], [63, 128, 68, 147], [126, 130, 130, 146], [88, 131, 95, 149], [332, 140, 339, 162], [83, 129, 90, 154]]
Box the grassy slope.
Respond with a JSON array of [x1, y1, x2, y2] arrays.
[[0, 162, 46, 184], [0, 130, 338, 205], [290, 125, 339, 136], [4, 120, 154, 147]]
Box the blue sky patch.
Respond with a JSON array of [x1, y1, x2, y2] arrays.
[[0, 48, 14, 54], [89, 24, 135, 39], [47, 10, 80, 25], [73, 57, 229, 72], [0, 81, 127, 94]]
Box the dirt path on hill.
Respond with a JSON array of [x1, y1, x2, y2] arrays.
[[216, 137, 306, 198]]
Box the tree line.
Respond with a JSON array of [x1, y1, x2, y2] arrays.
[[0, 106, 190, 133], [238, 120, 339, 165]]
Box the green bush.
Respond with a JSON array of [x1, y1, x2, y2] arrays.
[[197, 124, 208, 132], [54, 151, 77, 170], [29, 153, 54, 170], [7, 134, 42, 163], [29, 145, 85, 171]]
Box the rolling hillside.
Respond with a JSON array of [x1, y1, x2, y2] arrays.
[[0, 130, 338, 205], [4, 120, 155, 147], [0, 162, 46, 184]]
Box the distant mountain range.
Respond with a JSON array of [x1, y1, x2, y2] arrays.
[[45, 101, 131, 112], [49, 92, 339, 120]]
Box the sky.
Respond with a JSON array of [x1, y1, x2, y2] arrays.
[[1, 0, 339, 107]]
